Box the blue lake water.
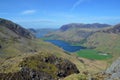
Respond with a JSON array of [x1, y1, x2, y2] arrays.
[[45, 40, 86, 52]]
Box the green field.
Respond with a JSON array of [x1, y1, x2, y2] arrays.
[[76, 49, 112, 60]]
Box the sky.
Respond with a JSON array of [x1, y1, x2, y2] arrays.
[[0, 0, 120, 28]]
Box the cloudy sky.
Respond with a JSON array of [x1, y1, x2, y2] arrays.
[[0, 0, 120, 28]]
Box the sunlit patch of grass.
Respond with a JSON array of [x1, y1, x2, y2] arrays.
[[76, 49, 112, 60]]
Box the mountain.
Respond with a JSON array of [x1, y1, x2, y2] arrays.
[[0, 18, 34, 39], [0, 18, 110, 80], [45, 23, 111, 43], [0, 18, 81, 80], [0, 18, 36, 58], [60, 23, 120, 79], [103, 24, 120, 34], [60, 23, 111, 31], [84, 24, 120, 57]]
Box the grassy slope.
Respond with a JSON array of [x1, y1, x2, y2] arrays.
[[0, 37, 109, 74], [0, 38, 83, 73], [84, 32, 120, 58], [0, 24, 85, 74], [45, 28, 100, 43]]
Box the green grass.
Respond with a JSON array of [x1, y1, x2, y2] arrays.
[[84, 32, 120, 58], [76, 49, 112, 60]]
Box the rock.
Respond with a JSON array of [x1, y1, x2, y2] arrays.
[[0, 45, 2, 49], [103, 24, 120, 34], [105, 57, 120, 80], [0, 54, 80, 80], [0, 67, 55, 80]]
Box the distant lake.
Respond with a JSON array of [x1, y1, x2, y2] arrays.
[[35, 29, 57, 38], [45, 40, 86, 52], [36, 32, 48, 38]]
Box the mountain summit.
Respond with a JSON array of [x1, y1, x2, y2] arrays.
[[0, 18, 34, 39]]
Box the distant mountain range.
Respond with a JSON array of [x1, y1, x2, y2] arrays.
[[60, 23, 111, 31], [45, 23, 111, 43]]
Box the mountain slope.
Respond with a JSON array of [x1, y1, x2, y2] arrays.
[[0, 18, 34, 39], [103, 24, 120, 34], [0, 53, 79, 80], [0, 18, 110, 80], [45, 23, 111, 43], [0, 18, 36, 58], [0, 18, 82, 79], [84, 24, 120, 57]]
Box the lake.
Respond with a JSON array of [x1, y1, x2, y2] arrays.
[[35, 29, 57, 38], [45, 40, 86, 52]]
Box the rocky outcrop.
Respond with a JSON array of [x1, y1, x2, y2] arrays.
[[105, 58, 120, 80], [0, 68, 56, 80], [0, 54, 79, 80], [0, 18, 35, 39], [104, 24, 120, 34]]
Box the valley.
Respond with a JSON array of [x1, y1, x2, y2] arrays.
[[1, 0, 120, 79], [0, 18, 120, 80], [31, 22, 120, 79], [34, 23, 113, 61], [45, 40, 86, 52]]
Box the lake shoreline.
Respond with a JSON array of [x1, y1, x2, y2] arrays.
[[45, 40, 86, 52]]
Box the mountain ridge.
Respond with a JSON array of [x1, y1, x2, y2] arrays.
[[103, 24, 120, 34], [0, 18, 34, 39], [60, 23, 111, 31], [45, 23, 111, 43]]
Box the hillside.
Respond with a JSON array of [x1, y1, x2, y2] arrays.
[[0, 18, 81, 79], [0, 18, 34, 39], [0, 18, 110, 80], [45, 23, 111, 43], [84, 24, 120, 58], [104, 24, 120, 34], [47, 23, 120, 79], [0, 18, 36, 58]]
